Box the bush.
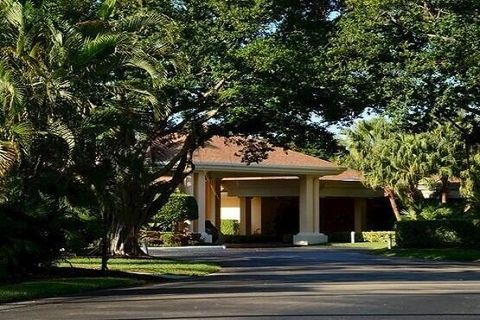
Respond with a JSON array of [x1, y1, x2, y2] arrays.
[[396, 220, 480, 248], [143, 231, 199, 247], [361, 231, 395, 243], [221, 220, 240, 235], [152, 193, 198, 231], [0, 202, 66, 278], [326, 231, 394, 243], [160, 232, 182, 247]]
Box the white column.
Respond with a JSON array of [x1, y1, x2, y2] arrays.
[[294, 175, 328, 245], [354, 198, 367, 233], [195, 172, 206, 234], [298, 176, 314, 233], [239, 197, 252, 235], [194, 172, 212, 242], [313, 178, 320, 234], [183, 174, 195, 232], [251, 197, 262, 234]]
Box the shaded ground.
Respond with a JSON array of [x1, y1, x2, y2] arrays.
[[2, 246, 480, 319]]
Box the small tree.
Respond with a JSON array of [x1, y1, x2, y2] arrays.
[[152, 193, 198, 232]]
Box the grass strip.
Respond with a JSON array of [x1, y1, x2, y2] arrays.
[[58, 257, 220, 276], [329, 242, 480, 262]]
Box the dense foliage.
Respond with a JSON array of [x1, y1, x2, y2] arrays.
[[341, 117, 465, 220], [1, 0, 360, 273], [396, 220, 480, 248], [220, 219, 240, 236], [152, 193, 198, 231]]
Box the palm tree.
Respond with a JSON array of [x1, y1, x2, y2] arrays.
[[341, 118, 404, 221]]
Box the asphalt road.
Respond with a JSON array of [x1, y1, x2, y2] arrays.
[[2, 246, 480, 320]]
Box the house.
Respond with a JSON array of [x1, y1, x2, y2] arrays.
[[181, 137, 395, 245]]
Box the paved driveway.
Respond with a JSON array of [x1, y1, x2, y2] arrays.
[[2, 247, 480, 319]]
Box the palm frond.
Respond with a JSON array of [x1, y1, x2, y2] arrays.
[[127, 56, 167, 88], [118, 12, 172, 32], [47, 120, 75, 154], [74, 33, 125, 68], [0, 140, 17, 176], [0, 61, 24, 113], [98, 0, 116, 19]]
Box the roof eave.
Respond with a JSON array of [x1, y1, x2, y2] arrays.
[[193, 162, 347, 177]]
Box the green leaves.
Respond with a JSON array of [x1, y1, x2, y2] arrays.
[[97, 0, 117, 20], [330, 0, 480, 136], [341, 117, 464, 212], [74, 33, 125, 68]]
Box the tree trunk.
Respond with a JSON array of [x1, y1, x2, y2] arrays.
[[101, 235, 109, 273], [385, 188, 402, 221], [109, 225, 146, 256], [440, 176, 449, 205]]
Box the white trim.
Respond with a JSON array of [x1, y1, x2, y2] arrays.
[[194, 162, 346, 176]]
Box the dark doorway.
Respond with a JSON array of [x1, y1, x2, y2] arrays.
[[261, 197, 299, 236], [320, 198, 355, 233], [366, 198, 395, 230]]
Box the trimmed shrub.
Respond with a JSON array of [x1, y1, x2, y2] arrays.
[[221, 219, 240, 235], [395, 220, 480, 248], [160, 232, 182, 247], [361, 231, 395, 243], [143, 231, 199, 247], [326, 231, 394, 243], [153, 193, 199, 231]]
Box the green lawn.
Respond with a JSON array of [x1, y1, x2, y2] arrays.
[[58, 257, 220, 276], [1, 257, 219, 304], [0, 277, 142, 304], [329, 242, 480, 262]]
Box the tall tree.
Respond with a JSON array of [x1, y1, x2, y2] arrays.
[[1, 0, 367, 268], [328, 0, 480, 142]]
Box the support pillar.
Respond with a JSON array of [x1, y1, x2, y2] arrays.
[[194, 172, 212, 243], [239, 197, 252, 235], [251, 197, 262, 234], [354, 198, 367, 233], [206, 176, 222, 229], [214, 178, 221, 231], [183, 174, 195, 232], [294, 175, 328, 245]]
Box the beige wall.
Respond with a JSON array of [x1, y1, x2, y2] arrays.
[[221, 196, 240, 221], [222, 178, 382, 198]]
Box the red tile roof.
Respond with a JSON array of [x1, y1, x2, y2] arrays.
[[320, 169, 363, 181], [193, 136, 339, 169]]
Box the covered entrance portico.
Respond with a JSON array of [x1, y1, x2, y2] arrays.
[[185, 162, 345, 245]]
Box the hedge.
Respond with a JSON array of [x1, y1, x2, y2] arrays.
[[361, 231, 395, 243], [221, 220, 240, 235], [395, 220, 480, 248], [326, 231, 394, 243]]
